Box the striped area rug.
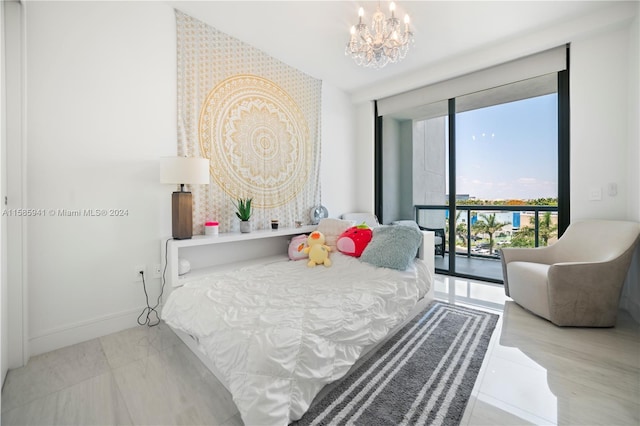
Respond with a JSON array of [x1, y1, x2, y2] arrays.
[[293, 301, 499, 426]]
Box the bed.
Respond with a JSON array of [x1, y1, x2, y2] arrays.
[[161, 219, 434, 425]]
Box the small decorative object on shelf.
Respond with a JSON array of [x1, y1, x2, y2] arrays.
[[204, 221, 219, 236], [235, 197, 252, 233], [271, 219, 279, 230], [310, 205, 328, 225]]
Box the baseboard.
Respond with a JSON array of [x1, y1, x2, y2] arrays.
[[28, 306, 147, 358]]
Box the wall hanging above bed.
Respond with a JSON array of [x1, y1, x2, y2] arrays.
[[175, 10, 322, 234]]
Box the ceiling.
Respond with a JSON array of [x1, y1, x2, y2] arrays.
[[170, 1, 623, 97]]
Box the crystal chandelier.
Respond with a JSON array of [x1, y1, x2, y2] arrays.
[[346, 2, 414, 69]]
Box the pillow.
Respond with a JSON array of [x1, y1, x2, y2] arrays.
[[317, 218, 355, 250], [336, 224, 373, 257], [341, 212, 380, 228], [288, 234, 308, 261], [360, 225, 423, 271], [390, 220, 421, 231]]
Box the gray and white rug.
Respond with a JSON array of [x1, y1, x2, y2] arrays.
[[293, 301, 499, 426]]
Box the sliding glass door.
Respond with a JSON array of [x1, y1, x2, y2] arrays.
[[377, 71, 568, 283], [453, 76, 559, 281]]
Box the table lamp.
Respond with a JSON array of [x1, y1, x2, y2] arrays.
[[160, 156, 210, 239]]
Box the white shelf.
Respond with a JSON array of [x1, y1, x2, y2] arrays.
[[165, 225, 316, 248], [162, 225, 317, 292]]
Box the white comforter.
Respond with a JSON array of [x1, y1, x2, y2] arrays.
[[161, 253, 431, 426]]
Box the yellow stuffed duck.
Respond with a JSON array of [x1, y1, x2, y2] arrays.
[[303, 231, 332, 267]]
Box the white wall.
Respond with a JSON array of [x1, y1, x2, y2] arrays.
[[25, 1, 175, 356], [571, 15, 640, 321], [320, 84, 357, 217], [571, 25, 632, 220], [23, 1, 355, 357], [353, 101, 375, 212], [620, 12, 640, 321]]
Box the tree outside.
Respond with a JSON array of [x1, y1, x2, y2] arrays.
[[472, 213, 509, 254], [455, 211, 467, 247], [538, 211, 557, 246], [510, 227, 534, 247], [510, 211, 557, 248]]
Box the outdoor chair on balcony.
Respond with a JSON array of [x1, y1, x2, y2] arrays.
[[419, 227, 445, 257], [500, 219, 640, 327]]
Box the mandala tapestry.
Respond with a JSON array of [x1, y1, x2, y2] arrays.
[[176, 10, 322, 233]]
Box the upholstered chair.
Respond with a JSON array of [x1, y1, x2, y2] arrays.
[[500, 220, 640, 327], [341, 212, 380, 228]]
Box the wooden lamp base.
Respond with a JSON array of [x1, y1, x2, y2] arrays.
[[172, 191, 193, 240]]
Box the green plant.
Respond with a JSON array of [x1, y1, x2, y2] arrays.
[[472, 213, 509, 254], [235, 198, 252, 221], [538, 211, 558, 246]]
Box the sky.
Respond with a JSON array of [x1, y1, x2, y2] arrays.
[[452, 94, 558, 201]]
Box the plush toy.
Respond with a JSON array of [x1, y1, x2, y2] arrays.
[[288, 234, 308, 261], [336, 222, 373, 257], [303, 231, 332, 267]]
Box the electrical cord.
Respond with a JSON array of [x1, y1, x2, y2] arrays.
[[136, 270, 160, 327], [137, 238, 172, 327]]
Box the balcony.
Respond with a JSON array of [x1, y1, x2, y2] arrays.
[[434, 253, 504, 281], [416, 204, 559, 283]]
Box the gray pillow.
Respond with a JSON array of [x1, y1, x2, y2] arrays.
[[360, 225, 423, 271], [390, 220, 420, 231]]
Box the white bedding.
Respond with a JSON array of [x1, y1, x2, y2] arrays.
[[161, 252, 432, 426]]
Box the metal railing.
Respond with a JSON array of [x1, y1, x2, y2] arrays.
[[415, 204, 558, 259]]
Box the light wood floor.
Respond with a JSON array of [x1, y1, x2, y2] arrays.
[[2, 275, 639, 425]]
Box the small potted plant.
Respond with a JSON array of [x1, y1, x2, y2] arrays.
[[235, 197, 253, 233]]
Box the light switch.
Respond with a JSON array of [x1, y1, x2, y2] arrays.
[[607, 182, 618, 196], [589, 187, 602, 201]]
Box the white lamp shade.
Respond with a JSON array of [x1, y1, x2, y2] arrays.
[[160, 157, 210, 185]]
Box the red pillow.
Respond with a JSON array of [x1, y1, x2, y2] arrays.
[[336, 224, 373, 257]]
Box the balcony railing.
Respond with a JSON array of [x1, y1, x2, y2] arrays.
[[415, 204, 559, 260]]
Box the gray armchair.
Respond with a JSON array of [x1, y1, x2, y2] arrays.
[[501, 219, 640, 327]]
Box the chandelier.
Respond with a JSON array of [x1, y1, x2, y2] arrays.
[[346, 2, 414, 69]]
